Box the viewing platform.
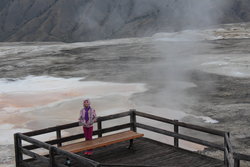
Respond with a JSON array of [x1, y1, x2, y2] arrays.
[[14, 110, 250, 167]]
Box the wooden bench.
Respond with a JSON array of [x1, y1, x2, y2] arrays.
[[59, 130, 144, 153]]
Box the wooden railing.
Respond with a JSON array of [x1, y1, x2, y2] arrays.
[[14, 110, 250, 167], [224, 132, 234, 167], [134, 111, 232, 166], [15, 111, 133, 167], [233, 153, 250, 167], [15, 133, 100, 167]]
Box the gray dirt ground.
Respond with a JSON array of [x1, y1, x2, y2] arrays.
[[182, 70, 250, 166]]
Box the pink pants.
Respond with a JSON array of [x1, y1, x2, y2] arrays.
[[83, 126, 93, 140], [83, 127, 93, 152]]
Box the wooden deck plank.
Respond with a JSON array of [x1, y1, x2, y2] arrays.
[[60, 130, 144, 153], [25, 137, 224, 167], [83, 138, 224, 167]]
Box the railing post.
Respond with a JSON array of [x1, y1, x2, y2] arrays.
[[97, 118, 103, 138], [234, 158, 240, 167], [49, 146, 56, 167], [224, 132, 229, 167], [233, 153, 240, 167], [56, 130, 62, 147], [130, 109, 137, 132], [14, 133, 23, 167], [174, 120, 179, 148]]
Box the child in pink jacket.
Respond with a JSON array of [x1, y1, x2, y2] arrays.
[[78, 99, 97, 155]]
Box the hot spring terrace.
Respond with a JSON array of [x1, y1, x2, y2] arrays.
[[14, 110, 250, 167]]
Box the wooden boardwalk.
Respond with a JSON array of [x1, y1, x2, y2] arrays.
[[25, 137, 224, 167], [18, 110, 250, 167]]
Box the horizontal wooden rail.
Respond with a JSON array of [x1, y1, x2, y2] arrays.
[[136, 123, 224, 151], [94, 123, 132, 135], [23, 133, 84, 150], [98, 111, 131, 121], [176, 121, 225, 137], [19, 133, 51, 150], [21, 147, 49, 163], [23, 122, 79, 137], [135, 111, 175, 124], [135, 111, 225, 136], [233, 153, 250, 161]]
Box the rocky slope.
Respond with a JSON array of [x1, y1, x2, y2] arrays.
[[0, 0, 250, 42]]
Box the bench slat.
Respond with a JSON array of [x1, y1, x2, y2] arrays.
[[59, 130, 144, 153]]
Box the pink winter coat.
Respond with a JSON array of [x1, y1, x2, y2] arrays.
[[78, 107, 97, 127]]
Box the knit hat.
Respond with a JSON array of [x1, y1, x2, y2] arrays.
[[83, 99, 90, 104]]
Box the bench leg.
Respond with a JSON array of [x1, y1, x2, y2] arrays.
[[128, 139, 134, 150]]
